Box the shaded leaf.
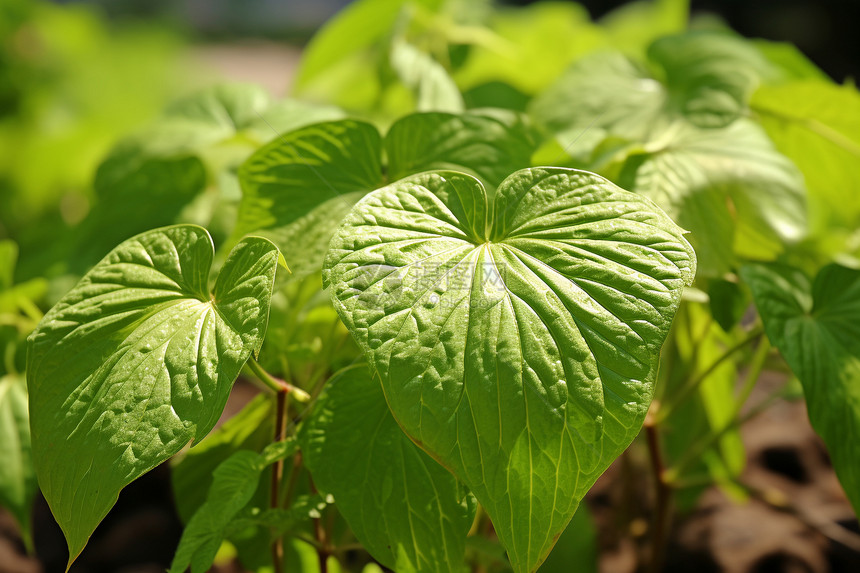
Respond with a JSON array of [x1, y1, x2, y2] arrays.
[[742, 263, 860, 515], [386, 109, 538, 189], [169, 440, 298, 573], [171, 393, 275, 523], [301, 366, 476, 572], [235, 120, 384, 279], [0, 374, 35, 547]]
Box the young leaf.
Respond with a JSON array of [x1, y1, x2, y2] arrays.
[[169, 440, 298, 573], [301, 366, 476, 572], [0, 374, 35, 547], [171, 393, 275, 523], [27, 225, 282, 565], [742, 263, 860, 515], [389, 38, 465, 113], [323, 167, 696, 571]]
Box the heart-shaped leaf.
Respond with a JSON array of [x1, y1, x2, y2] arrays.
[[323, 167, 696, 571], [618, 119, 806, 274], [301, 365, 476, 572], [27, 225, 282, 565], [742, 263, 860, 515], [235, 112, 538, 280]]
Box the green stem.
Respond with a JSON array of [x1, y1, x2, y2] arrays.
[[270, 390, 288, 573], [665, 337, 772, 481], [247, 358, 311, 403], [656, 324, 763, 423]]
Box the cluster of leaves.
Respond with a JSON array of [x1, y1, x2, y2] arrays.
[[2, 0, 860, 572]]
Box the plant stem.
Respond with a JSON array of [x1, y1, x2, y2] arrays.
[[248, 357, 311, 403], [644, 408, 671, 573], [271, 389, 288, 573], [664, 337, 772, 482], [310, 478, 329, 573], [656, 325, 763, 423]]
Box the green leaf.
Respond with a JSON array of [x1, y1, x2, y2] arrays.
[[539, 505, 597, 573], [453, 2, 605, 96], [386, 109, 538, 190], [530, 31, 772, 138], [169, 440, 298, 573], [751, 81, 860, 232], [26, 225, 282, 565], [293, 0, 430, 92], [235, 112, 540, 280], [708, 278, 749, 333], [742, 263, 860, 516], [301, 365, 476, 572], [389, 38, 464, 113], [529, 51, 665, 147], [323, 167, 696, 571], [235, 119, 384, 279], [171, 393, 275, 523], [0, 374, 35, 547], [0, 240, 17, 290], [648, 31, 772, 128], [660, 302, 745, 508], [618, 120, 806, 275]]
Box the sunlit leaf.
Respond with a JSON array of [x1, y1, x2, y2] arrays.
[[324, 167, 695, 571], [752, 80, 860, 232], [618, 120, 806, 274], [27, 225, 282, 565]]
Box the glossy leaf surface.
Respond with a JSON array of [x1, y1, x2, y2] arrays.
[[324, 167, 696, 571], [27, 225, 282, 564]]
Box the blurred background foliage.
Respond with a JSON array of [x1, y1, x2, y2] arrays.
[[1, 0, 856, 282]]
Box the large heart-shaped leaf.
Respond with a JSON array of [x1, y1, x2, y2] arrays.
[[301, 365, 476, 572], [742, 263, 860, 515], [27, 225, 283, 565], [323, 167, 696, 571]]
